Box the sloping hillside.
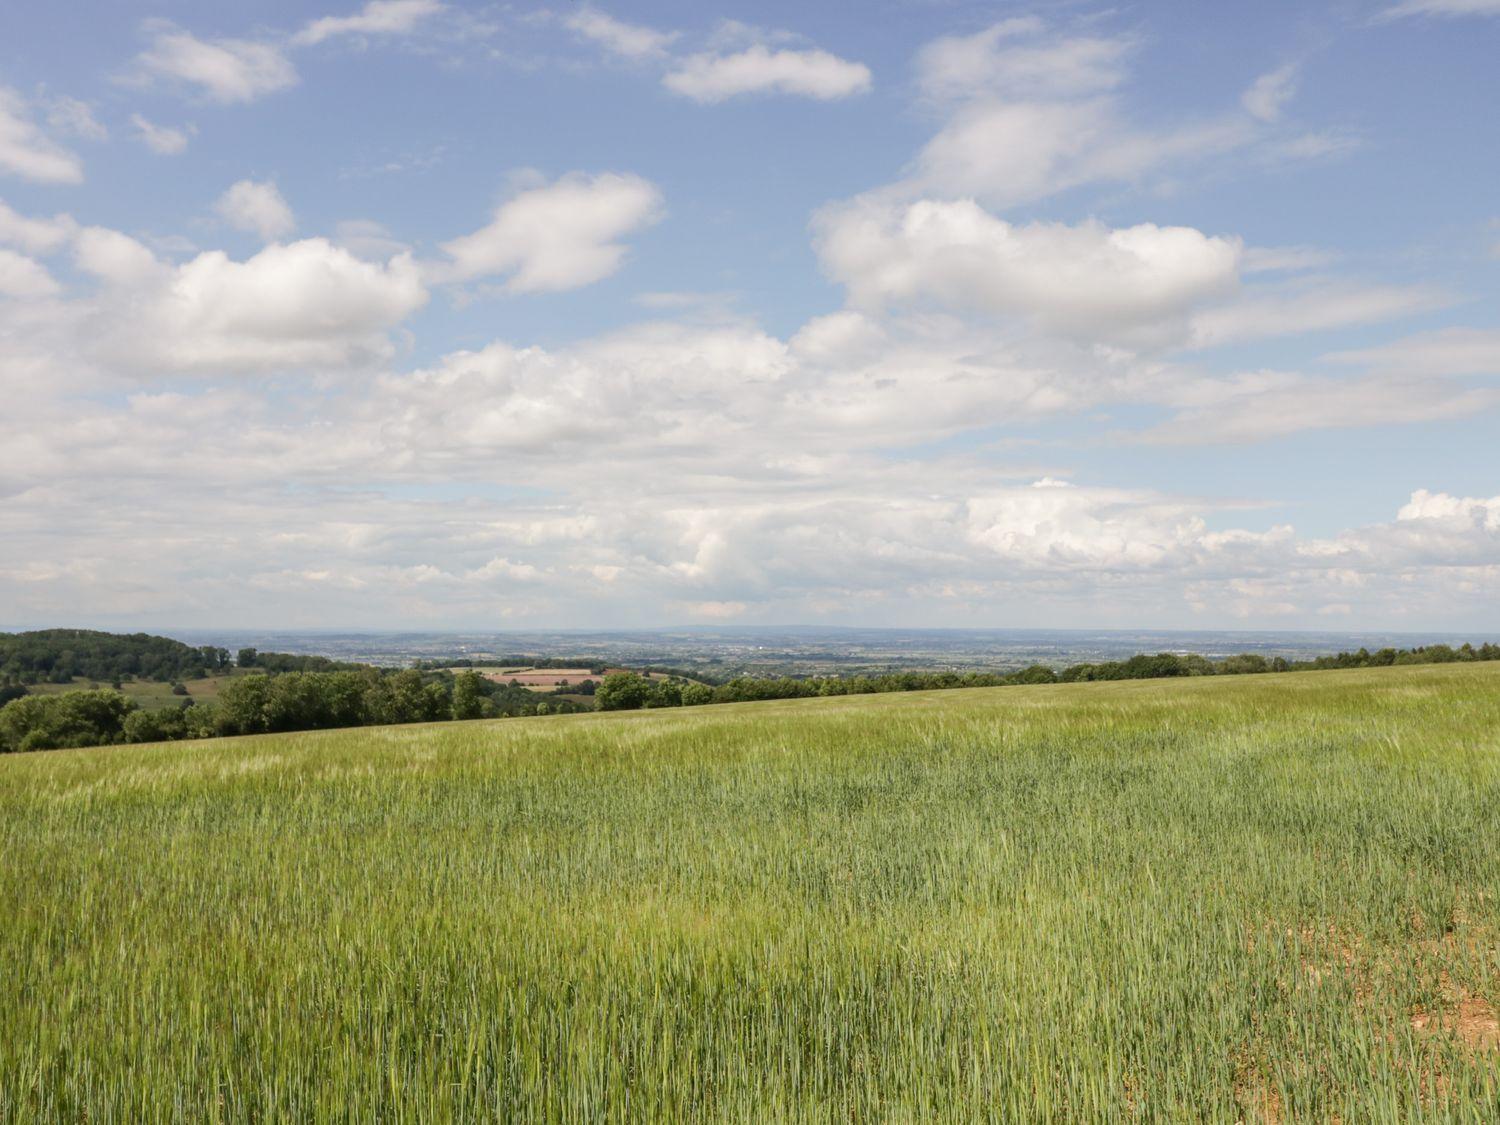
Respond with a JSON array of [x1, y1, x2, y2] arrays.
[[3, 664, 1499, 1120]]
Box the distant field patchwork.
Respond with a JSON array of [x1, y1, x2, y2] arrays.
[[465, 665, 679, 692], [479, 667, 600, 688]]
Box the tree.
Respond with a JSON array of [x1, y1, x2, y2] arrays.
[[366, 669, 448, 725], [237, 648, 258, 668], [124, 707, 188, 744], [217, 674, 275, 735], [451, 671, 485, 721], [1217, 654, 1268, 676], [183, 704, 222, 740], [0, 629, 223, 683], [644, 680, 683, 708], [0, 690, 136, 753], [1007, 664, 1058, 685], [198, 646, 231, 672], [596, 672, 651, 711]]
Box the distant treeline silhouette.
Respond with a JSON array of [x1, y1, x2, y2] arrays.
[[0, 629, 230, 688], [0, 633, 372, 702], [593, 643, 1500, 710]]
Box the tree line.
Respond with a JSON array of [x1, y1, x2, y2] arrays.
[[0, 669, 586, 754], [3, 640, 1497, 753], [0, 629, 230, 689], [0, 635, 374, 710], [233, 648, 367, 674], [593, 642, 1500, 711]]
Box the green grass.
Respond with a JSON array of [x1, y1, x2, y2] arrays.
[[3, 664, 1499, 1121], [24, 671, 244, 710]]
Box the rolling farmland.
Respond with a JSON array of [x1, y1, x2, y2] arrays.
[[3, 664, 1499, 1120]]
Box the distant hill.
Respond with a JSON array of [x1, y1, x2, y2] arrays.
[[0, 629, 229, 686]]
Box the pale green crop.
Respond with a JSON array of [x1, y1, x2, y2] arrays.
[[3, 664, 1498, 1121]]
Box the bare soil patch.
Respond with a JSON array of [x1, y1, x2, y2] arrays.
[[1412, 988, 1499, 1051]]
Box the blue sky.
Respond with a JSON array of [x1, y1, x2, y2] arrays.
[[1, 0, 1497, 631]]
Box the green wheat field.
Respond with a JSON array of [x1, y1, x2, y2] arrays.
[[4, 664, 1499, 1121]]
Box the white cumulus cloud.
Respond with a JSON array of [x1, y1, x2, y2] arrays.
[[915, 21, 1130, 103], [1398, 489, 1500, 528], [914, 97, 1253, 210], [293, 0, 446, 47], [135, 23, 298, 104], [898, 22, 1334, 209], [73, 235, 427, 371], [1241, 63, 1299, 123], [130, 114, 193, 155], [964, 480, 1273, 570], [0, 199, 77, 255], [74, 227, 169, 286], [438, 172, 663, 292], [214, 180, 296, 241], [0, 87, 84, 183], [664, 45, 872, 102], [565, 8, 679, 59], [0, 248, 61, 299], [815, 198, 1242, 342]]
